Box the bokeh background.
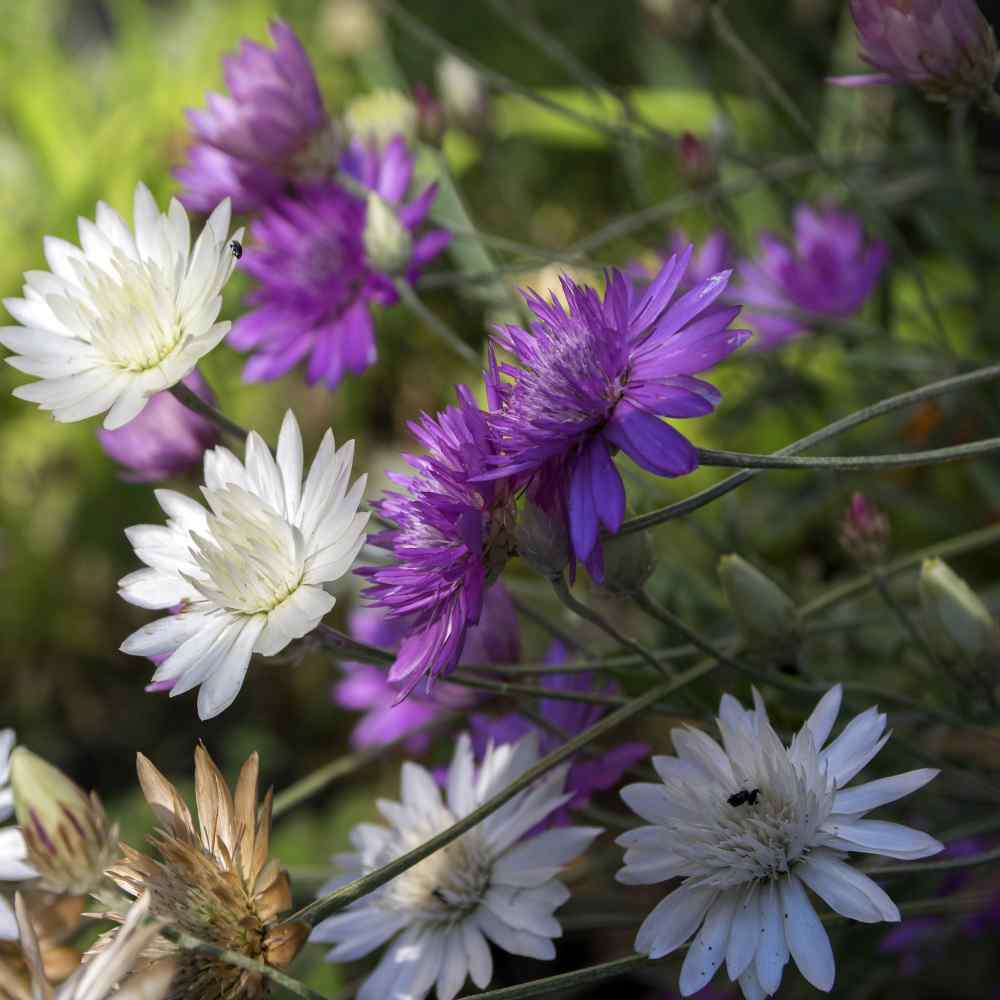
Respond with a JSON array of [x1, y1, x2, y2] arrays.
[[2, 1, 1000, 996]]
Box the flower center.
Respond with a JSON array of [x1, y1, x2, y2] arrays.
[[190, 485, 306, 615]]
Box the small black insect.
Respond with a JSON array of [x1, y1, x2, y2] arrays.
[[727, 788, 761, 807], [229, 239, 243, 260]]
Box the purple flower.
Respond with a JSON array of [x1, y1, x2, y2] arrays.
[[227, 137, 450, 388], [737, 204, 888, 350], [629, 231, 735, 291], [96, 370, 219, 482], [470, 642, 648, 826], [487, 250, 748, 576], [333, 583, 519, 753], [174, 20, 331, 215], [839, 491, 891, 564], [359, 367, 518, 695], [832, 1, 997, 104]]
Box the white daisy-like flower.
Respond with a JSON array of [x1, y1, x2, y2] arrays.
[[0, 729, 37, 941], [0, 182, 241, 430], [118, 410, 368, 719], [617, 685, 942, 1000], [310, 733, 602, 1000]]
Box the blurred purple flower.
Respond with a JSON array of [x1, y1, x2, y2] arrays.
[[227, 137, 449, 389], [840, 491, 891, 564], [628, 231, 735, 292], [485, 249, 748, 577], [175, 20, 332, 214], [96, 370, 218, 483], [359, 365, 518, 696], [333, 583, 519, 753], [469, 641, 648, 826], [737, 204, 888, 350], [832, 0, 997, 103]]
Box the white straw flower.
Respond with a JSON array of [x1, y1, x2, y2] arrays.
[[311, 733, 601, 1000], [0, 729, 36, 942], [617, 685, 942, 1000], [118, 410, 368, 719], [0, 183, 241, 430]]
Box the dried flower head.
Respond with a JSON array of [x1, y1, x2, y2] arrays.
[[108, 748, 308, 1000], [0, 892, 86, 998]]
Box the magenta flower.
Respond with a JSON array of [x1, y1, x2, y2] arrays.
[[839, 492, 891, 564], [175, 20, 331, 215], [487, 250, 748, 576], [333, 583, 519, 753], [227, 137, 449, 388], [737, 204, 888, 350], [833, 0, 997, 104], [96, 370, 218, 483], [629, 231, 735, 292], [469, 641, 648, 827], [359, 367, 518, 695]]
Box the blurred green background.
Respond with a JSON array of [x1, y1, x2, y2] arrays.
[[2, 1, 1000, 995]]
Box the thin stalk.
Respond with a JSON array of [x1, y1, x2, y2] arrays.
[[696, 438, 1000, 471], [865, 843, 1000, 877], [282, 656, 721, 927], [313, 624, 394, 666], [618, 363, 1000, 536], [551, 575, 671, 679], [469, 954, 654, 1000], [395, 279, 479, 364], [869, 568, 946, 669], [512, 594, 590, 654], [169, 382, 248, 443]]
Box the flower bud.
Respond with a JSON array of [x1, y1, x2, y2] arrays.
[[515, 501, 569, 579], [640, 0, 705, 39], [344, 89, 419, 148], [10, 750, 119, 896], [321, 0, 382, 58], [436, 55, 488, 130], [919, 558, 997, 662], [601, 529, 655, 595], [363, 192, 413, 275], [414, 83, 447, 147], [677, 131, 715, 186], [839, 492, 890, 564], [719, 555, 799, 662]]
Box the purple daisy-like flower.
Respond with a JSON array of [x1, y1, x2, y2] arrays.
[[487, 250, 749, 576], [227, 136, 450, 388], [333, 583, 520, 752], [95, 370, 219, 483], [359, 367, 518, 695], [831, 0, 997, 104], [737, 204, 888, 350], [174, 20, 332, 215], [470, 641, 648, 827]]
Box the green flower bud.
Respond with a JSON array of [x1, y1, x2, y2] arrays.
[[718, 554, 799, 663], [919, 558, 997, 661], [515, 501, 568, 580], [10, 749, 119, 896], [363, 193, 413, 275], [601, 529, 655, 595], [344, 89, 418, 147]]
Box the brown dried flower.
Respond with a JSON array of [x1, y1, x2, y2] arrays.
[[107, 747, 307, 1000]]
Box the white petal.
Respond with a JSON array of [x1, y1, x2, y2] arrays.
[[493, 827, 601, 887], [400, 762, 444, 815], [447, 733, 476, 818], [475, 906, 556, 961], [796, 853, 899, 923], [276, 410, 304, 520], [462, 920, 493, 989], [0, 896, 16, 941], [803, 684, 842, 749], [754, 880, 788, 996], [780, 875, 835, 992], [679, 889, 737, 996], [436, 929, 469, 1000], [634, 883, 717, 960], [255, 585, 335, 657], [832, 768, 939, 815], [726, 882, 760, 981], [195, 615, 266, 719], [821, 707, 886, 785], [822, 818, 943, 859]]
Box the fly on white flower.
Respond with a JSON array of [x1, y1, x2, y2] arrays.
[[118, 411, 368, 719], [0, 182, 241, 430], [617, 685, 942, 1000], [310, 733, 601, 1000], [0, 729, 37, 941]]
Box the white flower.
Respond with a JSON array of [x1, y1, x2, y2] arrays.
[[310, 733, 601, 1000], [118, 410, 368, 719], [617, 686, 942, 1000], [0, 729, 37, 941], [0, 182, 241, 430]]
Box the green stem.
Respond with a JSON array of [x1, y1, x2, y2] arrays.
[[282, 657, 720, 927], [169, 382, 248, 444], [617, 363, 1000, 537], [865, 843, 1000, 877], [313, 624, 394, 666], [394, 279, 480, 364], [696, 438, 1000, 471]]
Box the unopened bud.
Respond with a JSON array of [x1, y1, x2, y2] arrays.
[[414, 82, 447, 147], [601, 529, 655, 595], [515, 501, 569, 579], [677, 131, 715, 186], [719, 555, 799, 663], [344, 89, 418, 148], [920, 558, 997, 662], [641, 0, 705, 39], [437, 55, 488, 129], [363, 193, 413, 275], [321, 0, 382, 58], [839, 492, 890, 565], [10, 750, 119, 896]]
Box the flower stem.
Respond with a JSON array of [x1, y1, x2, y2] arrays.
[[281, 655, 721, 927], [865, 843, 1000, 877], [695, 438, 1000, 471], [394, 279, 480, 364], [313, 623, 394, 666], [169, 382, 248, 444], [617, 363, 1000, 536]]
